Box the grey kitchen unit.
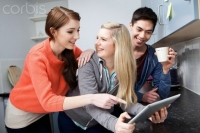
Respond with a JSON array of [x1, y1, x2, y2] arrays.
[[142, 0, 200, 47]]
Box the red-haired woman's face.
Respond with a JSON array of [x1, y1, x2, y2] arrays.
[[53, 19, 80, 50]]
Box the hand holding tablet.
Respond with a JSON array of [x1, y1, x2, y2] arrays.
[[128, 94, 180, 124]]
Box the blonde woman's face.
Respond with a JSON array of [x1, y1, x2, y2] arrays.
[[54, 19, 80, 50], [95, 28, 115, 60]]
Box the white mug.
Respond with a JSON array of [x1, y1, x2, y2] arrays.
[[155, 47, 169, 62]]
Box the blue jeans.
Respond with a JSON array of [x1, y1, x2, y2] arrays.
[[6, 114, 52, 133], [58, 111, 112, 133]]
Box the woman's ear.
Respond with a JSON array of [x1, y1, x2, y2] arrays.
[[49, 27, 56, 37]]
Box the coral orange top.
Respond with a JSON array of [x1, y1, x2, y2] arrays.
[[9, 38, 82, 113]]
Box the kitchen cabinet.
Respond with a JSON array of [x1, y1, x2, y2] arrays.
[[29, 15, 48, 41], [151, 0, 166, 44], [152, 0, 200, 47], [141, 0, 166, 45], [144, 0, 200, 47], [141, 0, 155, 45], [164, 0, 199, 37]]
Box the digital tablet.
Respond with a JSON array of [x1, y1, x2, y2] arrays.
[[128, 94, 181, 123]]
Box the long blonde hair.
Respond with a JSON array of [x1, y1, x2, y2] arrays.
[[101, 22, 137, 107]]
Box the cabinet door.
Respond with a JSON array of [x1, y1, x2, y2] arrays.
[[150, 0, 166, 44], [145, 0, 155, 45], [165, 0, 199, 36], [142, 0, 166, 45]]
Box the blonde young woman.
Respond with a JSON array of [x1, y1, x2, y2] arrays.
[[4, 7, 126, 133], [58, 22, 168, 133]]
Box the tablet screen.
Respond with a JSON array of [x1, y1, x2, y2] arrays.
[[128, 94, 181, 123]]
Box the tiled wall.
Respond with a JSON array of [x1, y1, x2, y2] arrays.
[[171, 37, 200, 95]]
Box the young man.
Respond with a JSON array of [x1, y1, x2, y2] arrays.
[[130, 7, 177, 103]]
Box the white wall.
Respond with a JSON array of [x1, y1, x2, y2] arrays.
[[0, 0, 68, 92], [31, 0, 68, 16], [27, 0, 66, 4], [0, 1, 36, 132], [68, 0, 142, 50], [0, 0, 35, 59], [171, 37, 200, 95], [0, 1, 68, 133], [29, 1, 68, 43], [0, 1, 142, 132]]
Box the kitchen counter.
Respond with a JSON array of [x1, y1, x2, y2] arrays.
[[0, 93, 9, 98], [134, 87, 200, 133], [1, 87, 200, 133]]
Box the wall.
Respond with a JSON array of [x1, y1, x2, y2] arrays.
[[171, 37, 200, 95], [0, 0, 68, 97], [0, 0, 33, 132], [68, 0, 141, 50], [0, 0, 142, 132], [0, 1, 68, 133], [29, 0, 68, 44], [27, 0, 66, 3], [0, 0, 35, 59], [0, 0, 45, 92]]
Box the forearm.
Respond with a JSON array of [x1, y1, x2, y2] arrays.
[[86, 105, 118, 132], [63, 94, 93, 110], [152, 62, 171, 99], [162, 67, 170, 74], [136, 91, 144, 102], [157, 73, 171, 99]]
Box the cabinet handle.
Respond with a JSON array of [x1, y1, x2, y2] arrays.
[[158, 5, 164, 25]]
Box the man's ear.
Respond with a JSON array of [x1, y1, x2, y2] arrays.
[[129, 22, 133, 29]]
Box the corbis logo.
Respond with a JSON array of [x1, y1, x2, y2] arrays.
[[2, 3, 46, 15]]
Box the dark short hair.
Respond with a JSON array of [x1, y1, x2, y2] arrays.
[[131, 7, 157, 32]]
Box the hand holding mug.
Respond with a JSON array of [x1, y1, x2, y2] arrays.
[[155, 47, 177, 74]]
